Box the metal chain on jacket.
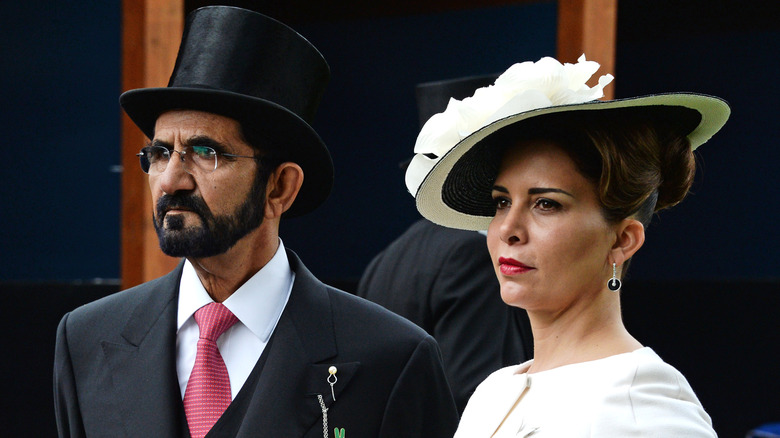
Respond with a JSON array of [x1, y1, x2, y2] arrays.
[[317, 394, 329, 438]]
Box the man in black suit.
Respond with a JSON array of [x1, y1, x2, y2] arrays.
[[53, 7, 458, 438], [357, 76, 533, 413]]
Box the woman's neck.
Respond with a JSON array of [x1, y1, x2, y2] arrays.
[[525, 293, 642, 374]]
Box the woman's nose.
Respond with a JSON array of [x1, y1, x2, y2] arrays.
[[498, 207, 528, 245]]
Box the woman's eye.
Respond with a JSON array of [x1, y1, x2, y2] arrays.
[[534, 198, 561, 211], [493, 197, 510, 210]]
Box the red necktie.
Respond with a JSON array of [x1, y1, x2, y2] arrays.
[[183, 303, 239, 438]]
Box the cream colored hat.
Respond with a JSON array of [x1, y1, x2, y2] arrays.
[[405, 55, 730, 230]]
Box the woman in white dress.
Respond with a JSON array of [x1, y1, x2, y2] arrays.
[[405, 56, 730, 437]]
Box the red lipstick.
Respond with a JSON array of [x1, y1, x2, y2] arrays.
[[498, 257, 534, 275]]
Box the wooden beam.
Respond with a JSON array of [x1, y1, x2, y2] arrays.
[[120, 0, 183, 288], [557, 0, 617, 99]]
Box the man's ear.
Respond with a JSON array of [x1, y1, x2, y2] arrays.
[[610, 218, 645, 267], [264, 162, 303, 219]]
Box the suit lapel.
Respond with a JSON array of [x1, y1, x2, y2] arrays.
[[102, 264, 185, 437], [97, 251, 361, 437], [234, 250, 360, 437]]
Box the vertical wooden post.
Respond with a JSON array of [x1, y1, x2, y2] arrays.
[[120, 0, 183, 288], [557, 0, 617, 99]]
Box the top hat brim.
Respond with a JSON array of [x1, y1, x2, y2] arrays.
[[412, 93, 731, 230], [120, 86, 333, 218]]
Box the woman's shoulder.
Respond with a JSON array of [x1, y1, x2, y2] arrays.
[[597, 347, 717, 436], [627, 347, 698, 393], [595, 347, 706, 412]]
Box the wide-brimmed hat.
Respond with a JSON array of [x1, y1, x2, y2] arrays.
[[120, 6, 332, 218], [406, 55, 730, 230]]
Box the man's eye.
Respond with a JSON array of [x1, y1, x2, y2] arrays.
[[191, 146, 216, 158], [147, 147, 169, 161]]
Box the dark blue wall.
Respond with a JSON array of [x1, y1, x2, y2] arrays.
[[282, 1, 780, 284], [283, 2, 558, 284], [0, 1, 122, 281], [1, 1, 776, 284], [614, 1, 780, 281]]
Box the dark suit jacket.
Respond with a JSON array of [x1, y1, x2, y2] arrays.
[[54, 249, 458, 437], [357, 219, 533, 413]]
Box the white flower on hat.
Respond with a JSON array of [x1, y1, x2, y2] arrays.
[[405, 54, 614, 196]]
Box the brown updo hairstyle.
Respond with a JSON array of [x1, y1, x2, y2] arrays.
[[491, 106, 698, 228], [481, 106, 700, 278]]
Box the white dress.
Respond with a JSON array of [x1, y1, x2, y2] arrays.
[[454, 347, 716, 437]]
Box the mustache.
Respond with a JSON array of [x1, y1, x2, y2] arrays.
[[156, 193, 211, 219]]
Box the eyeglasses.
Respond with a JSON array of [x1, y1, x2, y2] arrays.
[[136, 145, 259, 174]]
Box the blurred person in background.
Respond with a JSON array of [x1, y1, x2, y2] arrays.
[[358, 74, 533, 414]]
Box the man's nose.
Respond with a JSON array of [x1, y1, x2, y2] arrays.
[[158, 149, 196, 194]]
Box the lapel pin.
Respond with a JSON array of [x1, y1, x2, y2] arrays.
[[328, 366, 338, 401]]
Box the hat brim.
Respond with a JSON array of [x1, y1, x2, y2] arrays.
[[414, 93, 730, 230], [120, 86, 334, 218]]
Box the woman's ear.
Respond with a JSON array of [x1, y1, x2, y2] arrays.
[[264, 162, 304, 219], [610, 218, 645, 266]]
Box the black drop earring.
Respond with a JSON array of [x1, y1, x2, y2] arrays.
[[608, 262, 622, 292]]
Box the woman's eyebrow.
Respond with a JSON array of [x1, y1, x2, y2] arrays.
[[528, 187, 574, 197], [492, 185, 573, 198]]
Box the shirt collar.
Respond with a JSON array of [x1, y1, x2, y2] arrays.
[[177, 239, 294, 342]]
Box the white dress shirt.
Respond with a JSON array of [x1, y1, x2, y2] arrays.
[[176, 240, 294, 400]]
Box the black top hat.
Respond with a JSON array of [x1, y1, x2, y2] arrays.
[[414, 74, 498, 128], [398, 74, 499, 170], [120, 6, 333, 218]]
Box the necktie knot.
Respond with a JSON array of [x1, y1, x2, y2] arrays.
[[194, 303, 238, 342]]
